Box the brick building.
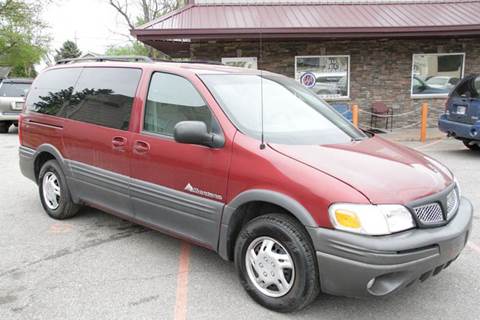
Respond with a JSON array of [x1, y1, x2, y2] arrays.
[[132, 0, 480, 128]]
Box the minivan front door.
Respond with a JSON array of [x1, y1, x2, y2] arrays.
[[130, 72, 231, 249]]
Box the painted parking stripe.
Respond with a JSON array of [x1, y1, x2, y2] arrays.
[[174, 241, 191, 320], [467, 241, 480, 255], [414, 139, 444, 150]]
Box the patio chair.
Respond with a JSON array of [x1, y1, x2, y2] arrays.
[[370, 102, 393, 131]]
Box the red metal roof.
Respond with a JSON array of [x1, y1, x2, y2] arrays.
[[132, 1, 480, 40]]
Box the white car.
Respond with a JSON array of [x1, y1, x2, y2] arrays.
[[0, 78, 33, 133], [426, 76, 460, 91]]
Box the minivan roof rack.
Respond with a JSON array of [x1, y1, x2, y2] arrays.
[[154, 59, 224, 66], [56, 56, 153, 65]]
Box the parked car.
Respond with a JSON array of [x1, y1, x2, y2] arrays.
[[313, 72, 346, 96], [412, 76, 448, 95], [0, 78, 33, 133], [439, 74, 480, 150], [426, 76, 460, 91], [19, 59, 473, 312]]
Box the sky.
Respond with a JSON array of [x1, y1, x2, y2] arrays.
[[40, 0, 426, 59], [42, 0, 140, 58]]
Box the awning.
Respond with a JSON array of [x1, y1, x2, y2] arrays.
[[132, 1, 480, 55]]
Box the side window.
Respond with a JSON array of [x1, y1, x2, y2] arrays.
[[66, 67, 141, 130], [144, 72, 219, 136], [26, 68, 82, 116]]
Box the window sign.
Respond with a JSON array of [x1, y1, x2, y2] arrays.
[[295, 55, 350, 99], [411, 53, 465, 97], [221, 57, 258, 69]]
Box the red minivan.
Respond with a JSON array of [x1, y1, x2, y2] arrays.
[[19, 59, 473, 312]]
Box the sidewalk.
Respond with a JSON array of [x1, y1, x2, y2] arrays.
[[375, 127, 445, 142]]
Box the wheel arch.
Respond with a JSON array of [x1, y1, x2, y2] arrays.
[[33, 144, 67, 182], [218, 189, 317, 261]]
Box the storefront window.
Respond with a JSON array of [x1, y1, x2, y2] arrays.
[[221, 57, 258, 69], [411, 53, 465, 98], [295, 55, 350, 100]]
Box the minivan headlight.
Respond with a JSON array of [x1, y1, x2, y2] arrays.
[[328, 204, 415, 235], [454, 177, 462, 198]]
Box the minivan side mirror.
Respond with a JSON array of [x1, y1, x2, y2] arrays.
[[174, 121, 224, 148]]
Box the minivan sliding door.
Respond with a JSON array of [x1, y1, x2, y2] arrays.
[[63, 67, 142, 217]]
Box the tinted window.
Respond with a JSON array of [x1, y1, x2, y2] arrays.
[[474, 77, 480, 96], [0, 82, 31, 97], [65, 68, 141, 130], [144, 72, 218, 136], [26, 68, 82, 115], [452, 75, 480, 98]]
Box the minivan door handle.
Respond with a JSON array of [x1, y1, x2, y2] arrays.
[[133, 140, 150, 154], [112, 136, 127, 150]]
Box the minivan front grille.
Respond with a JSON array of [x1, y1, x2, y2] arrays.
[[413, 203, 444, 225], [411, 187, 460, 226]]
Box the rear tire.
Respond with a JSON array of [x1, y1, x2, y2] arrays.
[[0, 121, 11, 133], [234, 213, 320, 313], [463, 140, 480, 151], [38, 160, 80, 219]]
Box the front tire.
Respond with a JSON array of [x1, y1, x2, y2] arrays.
[[234, 214, 320, 313], [463, 140, 480, 151], [38, 160, 80, 219]]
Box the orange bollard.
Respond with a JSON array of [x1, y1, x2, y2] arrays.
[[420, 102, 429, 143], [352, 104, 359, 128]]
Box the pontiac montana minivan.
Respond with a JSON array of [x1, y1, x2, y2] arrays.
[[19, 59, 473, 312]]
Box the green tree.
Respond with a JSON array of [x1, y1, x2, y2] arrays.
[[54, 40, 82, 62], [0, 0, 50, 77], [105, 41, 149, 56], [107, 0, 184, 58]]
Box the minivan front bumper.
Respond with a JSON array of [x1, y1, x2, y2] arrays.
[[438, 114, 480, 140], [306, 197, 473, 298]]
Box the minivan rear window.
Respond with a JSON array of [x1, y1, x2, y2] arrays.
[[27, 67, 142, 130], [66, 67, 141, 130]]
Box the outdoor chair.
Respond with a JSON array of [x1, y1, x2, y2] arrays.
[[370, 102, 393, 131]]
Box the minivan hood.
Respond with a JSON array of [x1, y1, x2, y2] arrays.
[[270, 136, 453, 204]]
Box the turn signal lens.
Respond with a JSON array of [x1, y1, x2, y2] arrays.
[[335, 210, 361, 229]]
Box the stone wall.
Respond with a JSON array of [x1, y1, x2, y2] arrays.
[[190, 38, 480, 129]]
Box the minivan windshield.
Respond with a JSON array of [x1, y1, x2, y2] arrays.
[[0, 82, 31, 97], [200, 74, 366, 145]]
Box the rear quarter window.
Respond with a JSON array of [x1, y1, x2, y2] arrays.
[[26, 68, 82, 115]]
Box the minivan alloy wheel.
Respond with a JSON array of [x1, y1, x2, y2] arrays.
[[42, 172, 61, 210], [245, 236, 295, 298]]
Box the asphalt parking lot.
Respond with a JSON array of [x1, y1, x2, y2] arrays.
[[1, 128, 479, 320]]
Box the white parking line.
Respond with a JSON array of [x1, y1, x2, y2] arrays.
[[414, 139, 444, 150]]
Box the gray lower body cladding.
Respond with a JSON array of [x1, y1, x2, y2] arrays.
[[19, 146, 36, 182], [307, 197, 473, 298], [19, 146, 224, 250]]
